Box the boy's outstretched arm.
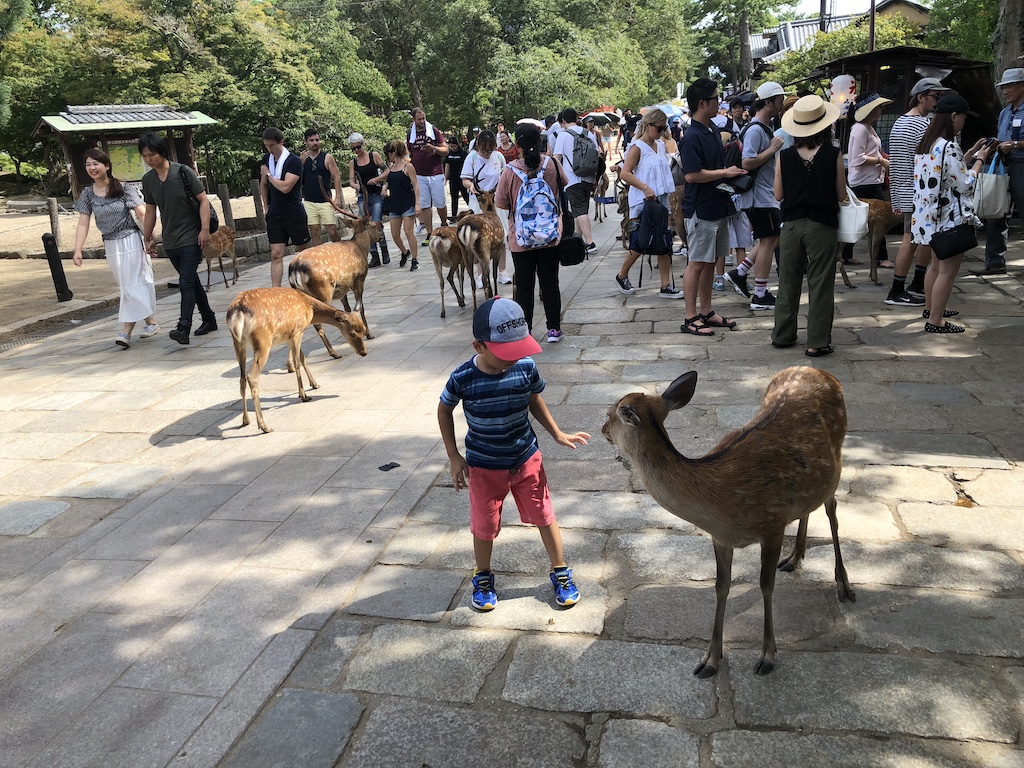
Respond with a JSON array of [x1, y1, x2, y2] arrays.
[[529, 393, 590, 449], [438, 402, 469, 490]]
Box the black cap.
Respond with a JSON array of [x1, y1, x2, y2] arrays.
[[934, 94, 979, 118]]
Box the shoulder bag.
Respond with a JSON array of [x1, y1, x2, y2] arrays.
[[554, 166, 587, 266], [178, 164, 220, 234], [973, 154, 1010, 220], [837, 186, 869, 244], [929, 142, 978, 261]]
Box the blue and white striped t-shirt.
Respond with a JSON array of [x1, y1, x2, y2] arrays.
[[440, 356, 545, 470]]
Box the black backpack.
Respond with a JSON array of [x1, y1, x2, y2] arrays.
[[179, 165, 220, 234], [629, 198, 673, 256]]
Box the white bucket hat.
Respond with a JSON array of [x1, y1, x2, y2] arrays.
[[996, 68, 1024, 87]]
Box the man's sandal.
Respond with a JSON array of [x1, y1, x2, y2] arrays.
[[700, 311, 737, 329], [681, 316, 715, 336], [924, 322, 965, 334], [805, 345, 834, 357]]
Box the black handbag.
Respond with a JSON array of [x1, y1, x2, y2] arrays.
[[928, 142, 977, 261], [555, 168, 588, 266]]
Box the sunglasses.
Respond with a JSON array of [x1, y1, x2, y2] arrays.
[[350, 144, 363, 150], [652, 124, 667, 131]]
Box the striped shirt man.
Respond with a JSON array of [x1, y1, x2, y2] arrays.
[[888, 113, 931, 213], [440, 356, 545, 469]]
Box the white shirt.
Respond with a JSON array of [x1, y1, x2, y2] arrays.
[[553, 125, 601, 186]]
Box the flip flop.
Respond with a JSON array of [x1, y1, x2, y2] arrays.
[[700, 311, 737, 330], [680, 316, 715, 336], [805, 345, 834, 357], [378, 462, 402, 471]]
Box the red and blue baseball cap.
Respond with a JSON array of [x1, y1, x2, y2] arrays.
[[472, 297, 542, 361]]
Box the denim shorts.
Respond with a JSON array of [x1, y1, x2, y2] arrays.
[[357, 193, 384, 223], [388, 208, 416, 220]]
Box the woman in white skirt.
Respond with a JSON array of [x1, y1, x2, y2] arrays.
[[72, 148, 159, 348]]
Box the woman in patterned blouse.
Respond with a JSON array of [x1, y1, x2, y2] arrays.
[[912, 95, 993, 333]]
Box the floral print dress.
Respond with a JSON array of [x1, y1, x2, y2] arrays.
[[911, 137, 977, 245]]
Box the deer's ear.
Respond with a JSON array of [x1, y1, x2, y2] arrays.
[[616, 404, 642, 427], [663, 372, 698, 412]]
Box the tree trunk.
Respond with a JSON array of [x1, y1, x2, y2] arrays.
[[400, 49, 423, 110], [739, 10, 752, 91], [726, 41, 738, 92], [992, 0, 1023, 76]]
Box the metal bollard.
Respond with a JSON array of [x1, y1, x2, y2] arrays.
[[42, 233, 74, 302]]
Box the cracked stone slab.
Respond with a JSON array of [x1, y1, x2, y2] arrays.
[[286, 620, 363, 692], [344, 624, 512, 703], [961, 468, 1024, 508], [844, 433, 1008, 469], [798, 541, 1024, 592], [898, 503, 1024, 551], [729, 650, 1016, 742], [503, 635, 716, 719], [0, 500, 69, 535], [840, 586, 1024, 657], [712, 730, 1024, 768], [848, 465, 958, 503], [598, 719, 699, 768], [343, 565, 464, 622], [345, 698, 585, 768], [221, 689, 362, 768], [450, 575, 606, 635]]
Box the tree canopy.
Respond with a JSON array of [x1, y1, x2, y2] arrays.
[[924, 0, 999, 62]]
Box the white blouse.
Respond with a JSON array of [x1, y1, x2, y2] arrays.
[[911, 137, 977, 246]]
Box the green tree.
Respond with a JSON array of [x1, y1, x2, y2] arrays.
[[924, 0, 998, 61], [0, 0, 32, 127], [767, 14, 921, 89]]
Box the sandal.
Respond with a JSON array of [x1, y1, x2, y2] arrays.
[[877, 261, 895, 269], [922, 309, 959, 319], [842, 258, 864, 265], [680, 316, 715, 336], [924, 322, 965, 334], [700, 311, 736, 329], [805, 345, 834, 357]]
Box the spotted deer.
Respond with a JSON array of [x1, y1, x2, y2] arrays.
[[429, 226, 474, 317], [456, 190, 503, 300], [602, 366, 855, 677], [203, 226, 237, 289]]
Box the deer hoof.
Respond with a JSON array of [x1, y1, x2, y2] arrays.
[[838, 586, 857, 603], [777, 556, 800, 572], [258, 423, 273, 434], [693, 660, 718, 678], [300, 393, 312, 402], [365, 332, 375, 340], [754, 657, 775, 675]]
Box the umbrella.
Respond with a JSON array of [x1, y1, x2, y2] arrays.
[[582, 112, 613, 127], [516, 118, 545, 129], [652, 103, 685, 119]]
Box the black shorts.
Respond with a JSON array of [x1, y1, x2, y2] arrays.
[[266, 213, 311, 247], [745, 207, 782, 239], [566, 182, 594, 218]]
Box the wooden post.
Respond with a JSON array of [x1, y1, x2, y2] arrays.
[[218, 183, 235, 229], [47, 198, 61, 250], [250, 179, 266, 228]]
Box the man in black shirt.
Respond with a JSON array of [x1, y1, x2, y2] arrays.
[[445, 134, 469, 221], [301, 128, 344, 245], [259, 127, 310, 287]]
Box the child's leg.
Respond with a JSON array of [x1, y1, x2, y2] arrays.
[[473, 536, 494, 573], [537, 520, 566, 569]]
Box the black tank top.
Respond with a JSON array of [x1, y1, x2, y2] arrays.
[[302, 153, 333, 203], [387, 165, 416, 214], [354, 153, 383, 196], [779, 143, 841, 228]]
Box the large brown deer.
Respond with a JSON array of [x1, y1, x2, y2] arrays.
[[456, 190, 503, 300], [203, 226, 237, 289], [602, 366, 855, 677], [428, 225, 474, 317], [287, 214, 380, 351], [226, 288, 367, 434]]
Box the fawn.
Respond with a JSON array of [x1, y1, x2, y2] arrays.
[[456, 190, 503, 300], [428, 226, 474, 317], [593, 170, 610, 223], [226, 288, 367, 433], [603, 366, 855, 677], [203, 227, 237, 289], [287, 214, 380, 349]]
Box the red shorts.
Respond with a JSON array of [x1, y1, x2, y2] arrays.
[[468, 451, 555, 541]]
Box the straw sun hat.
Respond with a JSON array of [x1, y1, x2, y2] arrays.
[[781, 95, 841, 138], [853, 93, 893, 123]]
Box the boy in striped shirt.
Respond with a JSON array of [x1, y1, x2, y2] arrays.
[[438, 297, 589, 611]]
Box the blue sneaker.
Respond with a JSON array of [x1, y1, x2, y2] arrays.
[[550, 567, 580, 607], [471, 570, 497, 611]]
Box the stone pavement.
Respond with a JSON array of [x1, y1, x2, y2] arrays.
[[0, 210, 1023, 768]]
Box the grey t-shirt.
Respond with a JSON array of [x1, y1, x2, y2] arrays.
[[141, 162, 204, 250], [739, 119, 780, 210], [75, 185, 143, 241]]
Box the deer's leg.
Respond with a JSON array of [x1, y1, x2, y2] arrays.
[[695, 540, 733, 678], [218, 252, 228, 289], [778, 516, 809, 572], [290, 334, 318, 402], [205, 257, 212, 289], [755, 532, 785, 675], [869, 231, 881, 285], [230, 247, 238, 285], [354, 277, 373, 339], [235, 341, 251, 428], [311, 323, 341, 359], [825, 496, 856, 603], [247, 344, 273, 433], [447, 265, 465, 308]]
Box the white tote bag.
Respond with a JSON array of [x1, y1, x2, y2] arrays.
[[837, 186, 869, 244], [973, 156, 1010, 220]]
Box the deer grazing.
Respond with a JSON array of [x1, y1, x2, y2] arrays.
[[456, 190, 503, 300], [602, 366, 855, 677], [226, 288, 367, 434], [287, 214, 380, 351], [203, 226, 237, 289], [428, 226, 475, 317]]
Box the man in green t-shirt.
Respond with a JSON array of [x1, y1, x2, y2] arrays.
[[139, 132, 218, 345]]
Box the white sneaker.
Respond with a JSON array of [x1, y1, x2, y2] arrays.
[[476, 276, 484, 289], [115, 332, 131, 348], [414, 222, 426, 235], [139, 323, 160, 338], [498, 271, 512, 285]]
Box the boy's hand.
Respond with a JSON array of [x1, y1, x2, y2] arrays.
[[449, 454, 469, 491], [553, 431, 591, 449]]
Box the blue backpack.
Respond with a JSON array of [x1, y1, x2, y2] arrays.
[[509, 156, 560, 248]]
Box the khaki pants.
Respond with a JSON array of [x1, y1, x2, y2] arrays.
[[774, 219, 838, 349]]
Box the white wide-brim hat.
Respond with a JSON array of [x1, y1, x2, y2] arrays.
[[781, 95, 842, 138], [996, 68, 1024, 87]]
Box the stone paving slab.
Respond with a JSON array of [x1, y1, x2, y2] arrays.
[[729, 650, 1016, 742], [503, 635, 716, 719], [450, 575, 607, 635], [285, 619, 363, 692], [343, 564, 465, 622], [344, 624, 512, 703], [46, 463, 174, 499], [848, 464, 959, 503], [898, 502, 1024, 552], [0, 500, 69, 535], [961, 468, 1024, 507], [344, 697, 586, 768], [438, 527, 610, 579], [220, 689, 362, 768], [844, 433, 1009, 469], [598, 719, 700, 768], [616, 530, 762, 583]]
